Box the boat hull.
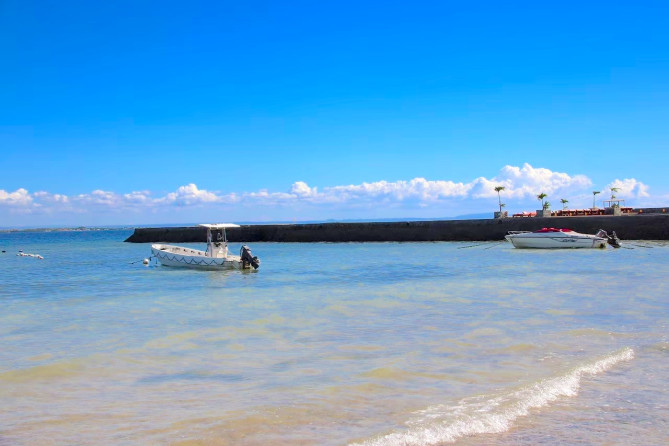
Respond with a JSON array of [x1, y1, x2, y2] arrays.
[[505, 233, 607, 249], [151, 244, 243, 269]]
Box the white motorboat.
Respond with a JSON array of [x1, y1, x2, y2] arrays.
[[505, 227, 609, 249], [151, 224, 260, 269]]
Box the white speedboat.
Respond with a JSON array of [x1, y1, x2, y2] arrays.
[[151, 224, 260, 269], [505, 228, 608, 249]]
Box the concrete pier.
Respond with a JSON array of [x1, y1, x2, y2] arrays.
[[125, 214, 669, 243]]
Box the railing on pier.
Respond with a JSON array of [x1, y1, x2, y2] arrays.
[[512, 207, 637, 218]]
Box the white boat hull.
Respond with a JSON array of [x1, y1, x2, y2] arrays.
[[505, 232, 607, 249], [151, 244, 244, 269]]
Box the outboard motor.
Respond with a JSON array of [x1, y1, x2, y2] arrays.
[[596, 229, 621, 248], [606, 230, 621, 248], [240, 245, 260, 269]]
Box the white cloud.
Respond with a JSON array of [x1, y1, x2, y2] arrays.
[[33, 191, 70, 204], [290, 181, 316, 197], [78, 189, 119, 206], [606, 178, 650, 198], [280, 164, 590, 205], [0, 188, 33, 206], [323, 178, 471, 202], [159, 183, 221, 206], [1, 165, 660, 225], [123, 190, 152, 203], [470, 163, 592, 199]]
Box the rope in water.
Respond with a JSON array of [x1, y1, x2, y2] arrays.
[[129, 256, 153, 265], [458, 241, 506, 249]]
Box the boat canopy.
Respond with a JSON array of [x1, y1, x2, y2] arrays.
[[199, 224, 241, 229]]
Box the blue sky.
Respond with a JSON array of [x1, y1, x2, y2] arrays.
[[1, 0, 668, 226]]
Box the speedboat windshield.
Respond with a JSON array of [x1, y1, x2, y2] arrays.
[[534, 228, 573, 233]]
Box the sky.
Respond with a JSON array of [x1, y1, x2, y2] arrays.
[[1, 0, 668, 227]]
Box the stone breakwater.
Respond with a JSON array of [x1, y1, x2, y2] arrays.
[[124, 214, 669, 243]]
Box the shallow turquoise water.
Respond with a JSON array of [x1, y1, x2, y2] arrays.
[[0, 230, 667, 445]]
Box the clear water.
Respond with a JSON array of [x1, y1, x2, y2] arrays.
[[1, 230, 667, 445]]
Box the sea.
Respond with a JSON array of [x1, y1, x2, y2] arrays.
[[0, 230, 667, 445]]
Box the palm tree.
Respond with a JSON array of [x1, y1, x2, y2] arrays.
[[494, 186, 505, 213], [560, 198, 569, 210], [537, 192, 547, 209], [592, 191, 600, 209], [610, 187, 620, 200]]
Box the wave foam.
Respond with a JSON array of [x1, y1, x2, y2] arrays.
[[352, 348, 634, 446]]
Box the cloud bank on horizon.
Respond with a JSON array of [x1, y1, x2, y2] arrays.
[[0, 164, 655, 225]]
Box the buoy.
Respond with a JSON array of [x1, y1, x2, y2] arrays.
[[143, 258, 149, 265]]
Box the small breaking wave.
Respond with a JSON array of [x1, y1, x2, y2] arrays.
[[352, 348, 634, 446]]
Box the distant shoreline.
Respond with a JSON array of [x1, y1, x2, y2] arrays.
[[0, 226, 134, 233]]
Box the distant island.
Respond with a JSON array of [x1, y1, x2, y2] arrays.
[[0, 226, 135, 233]]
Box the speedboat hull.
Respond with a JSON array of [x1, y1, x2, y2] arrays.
[[151, 244, 244, 269], [505, 229, 607, 249]]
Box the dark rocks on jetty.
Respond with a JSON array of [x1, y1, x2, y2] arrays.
[[125, 214, 669, 243]]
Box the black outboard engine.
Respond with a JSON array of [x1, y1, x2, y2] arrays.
[[606, 230, 621, 248], [596, 229, 621, 248], [240, 245, 260, 269]]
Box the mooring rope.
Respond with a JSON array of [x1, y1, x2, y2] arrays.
[[458, 241, 506, 249], [130, 256, 153, 265]]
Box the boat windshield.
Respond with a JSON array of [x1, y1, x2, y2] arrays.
[[534, 228, 573, 233]]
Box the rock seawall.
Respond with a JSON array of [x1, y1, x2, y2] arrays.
[[124, 214, 669, 243]]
